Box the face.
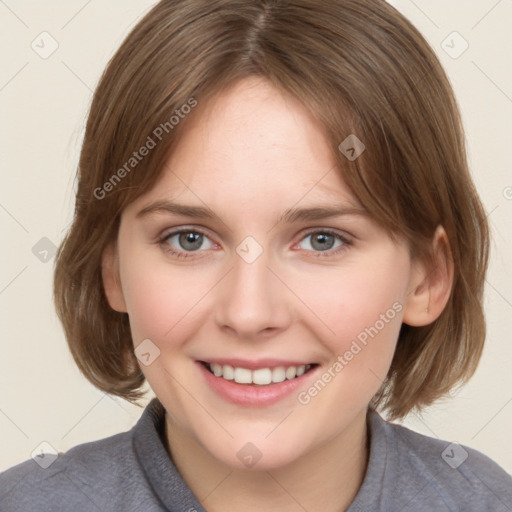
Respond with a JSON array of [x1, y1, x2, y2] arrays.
[[106, 77, 423, 470]]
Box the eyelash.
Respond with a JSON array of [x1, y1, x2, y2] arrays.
[[158, 228, 215, 260], [157, 228, 352, 259]]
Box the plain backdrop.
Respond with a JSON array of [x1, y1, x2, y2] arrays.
[[1, 0, 511, 474]]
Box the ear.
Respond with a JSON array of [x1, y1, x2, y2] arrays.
[[402, 226, 454, 327], [101, 241, 127, 313]]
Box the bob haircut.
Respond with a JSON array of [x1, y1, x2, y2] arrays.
[[54, 0, 489, 419]]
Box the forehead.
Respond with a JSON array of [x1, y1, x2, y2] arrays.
[[129, 77, 360, 212]]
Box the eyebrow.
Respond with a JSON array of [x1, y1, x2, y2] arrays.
[[277, 205, 368, 224], [136, 200, 368, 223], [136, 200, 217, 220]]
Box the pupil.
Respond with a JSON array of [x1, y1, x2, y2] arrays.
[[179, 232, 203, 251], [311, 233, 334, 251]]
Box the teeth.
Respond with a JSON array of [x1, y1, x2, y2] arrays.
[[253, 368, 272, 385], [207, 363, 312, 385], [223, 364, 235, 380], [272, 367, 286, 383], [285, 366, 297, 380], [211, 363, 222, 377], [234, 367, 252, 384]]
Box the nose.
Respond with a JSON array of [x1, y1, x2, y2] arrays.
[[214, 251, 293, 340]]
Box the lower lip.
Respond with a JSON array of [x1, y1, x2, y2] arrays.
[[197, 362, 318, 407]]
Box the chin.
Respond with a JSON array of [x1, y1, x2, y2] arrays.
[[202, 433, 312, 472]]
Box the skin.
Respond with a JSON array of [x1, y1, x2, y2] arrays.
[[103, 77, 453, 512]]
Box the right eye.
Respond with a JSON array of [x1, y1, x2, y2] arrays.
[[159, 229, 216, 258]]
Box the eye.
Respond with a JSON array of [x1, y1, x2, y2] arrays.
[[161, 229, 215, 254], [297, 230, 349, 253]]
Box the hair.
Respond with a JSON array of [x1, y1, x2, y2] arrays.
[[54, 0, 489, 419]]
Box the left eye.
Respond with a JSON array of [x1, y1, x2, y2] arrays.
[[165, 231, 214, 252], [298, 231, 344, 252]]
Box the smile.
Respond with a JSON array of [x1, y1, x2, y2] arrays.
[[197, 359, 319, 407], [203, 362, 314, 385]]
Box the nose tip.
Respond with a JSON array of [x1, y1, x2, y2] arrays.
[[214, 255, 292, 339]]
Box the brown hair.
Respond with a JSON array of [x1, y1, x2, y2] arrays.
[[54, 0, 489, 419]]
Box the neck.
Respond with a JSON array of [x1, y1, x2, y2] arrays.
[[165, 409, 369, 512]]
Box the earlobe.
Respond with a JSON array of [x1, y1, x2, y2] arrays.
[[101, 241, 128, 313], [402, 226, 454, 327]]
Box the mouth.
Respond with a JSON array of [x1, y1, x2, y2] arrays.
[[199, 361, 318, 386]]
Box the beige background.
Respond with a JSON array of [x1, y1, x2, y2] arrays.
[[1, 0, 511, 474]]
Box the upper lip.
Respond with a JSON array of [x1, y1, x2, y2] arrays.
[[199, 358, 317, 370]]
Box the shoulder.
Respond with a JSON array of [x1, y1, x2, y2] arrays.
[[0, 430, 151, 512], [375, 413, 512, 510]]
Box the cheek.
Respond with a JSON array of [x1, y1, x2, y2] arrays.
[[291, 256, 408, 366], [292, 267, 406, 414], [119, 254, 213, 345]]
